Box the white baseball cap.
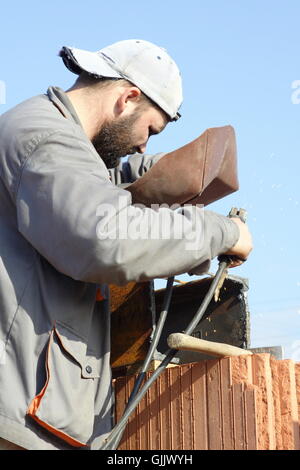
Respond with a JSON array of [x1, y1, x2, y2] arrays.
[[59, 39, 183, 121]]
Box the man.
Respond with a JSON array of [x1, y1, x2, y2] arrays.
[[0, 39, 252, 450]]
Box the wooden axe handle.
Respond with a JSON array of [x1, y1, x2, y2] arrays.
[[167, 333, 252, 357]]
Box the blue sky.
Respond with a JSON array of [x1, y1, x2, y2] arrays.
[[0, 1, 299, 359]]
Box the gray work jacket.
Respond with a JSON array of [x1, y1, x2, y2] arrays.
[[0, 86, 239, 450]]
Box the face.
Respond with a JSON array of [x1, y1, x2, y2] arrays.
[[92, 103, 168, 169]]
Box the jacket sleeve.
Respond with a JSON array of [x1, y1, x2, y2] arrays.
[[16, 130, 240, 286], [108, 152, 165, 185]]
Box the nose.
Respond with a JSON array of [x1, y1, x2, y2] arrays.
[[137, 144, 147, 154]]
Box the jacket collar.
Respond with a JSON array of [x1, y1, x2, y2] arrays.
[[46, 86, 83, 128]]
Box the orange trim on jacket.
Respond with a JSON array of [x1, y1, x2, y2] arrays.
[[26, 329, 88, 449]]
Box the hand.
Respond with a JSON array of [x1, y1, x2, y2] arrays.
[[224, 218, 253, 268]]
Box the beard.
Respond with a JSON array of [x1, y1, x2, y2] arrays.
[[92, 112, 141, 169]]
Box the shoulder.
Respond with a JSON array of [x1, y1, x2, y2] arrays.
[[0, 93, 89, 155], [0, 93, 106, 199]]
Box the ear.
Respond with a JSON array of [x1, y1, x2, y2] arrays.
[[115, 86, 142, 115]]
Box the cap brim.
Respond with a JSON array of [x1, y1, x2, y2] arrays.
[[59, 46, 122, 79]]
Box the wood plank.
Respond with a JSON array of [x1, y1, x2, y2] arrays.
[[114, 377, 128, 450], [148, 373, 160, 450], [126, 375, 138, 450], [135, 375, 148, 450], [231, 383, 245, 450], [277, 360, 300, 450], [220, 357, 234, 449], [206, 360, 222, 449], [181, 365, 193, 449], [158, 368, 172, 450], [244, 385, 258, 450], [270, 357, 283, 449], [191, 361, 208, 450], [251, 354, 276, 449], [169, 366, 182, 449]]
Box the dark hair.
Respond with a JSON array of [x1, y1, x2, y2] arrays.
[[74, 72, 167, 116], [75, 71, 123, 89]]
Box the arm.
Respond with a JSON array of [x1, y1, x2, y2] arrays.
[[108, 152, 166, 185], [16, 130, 240, 286]]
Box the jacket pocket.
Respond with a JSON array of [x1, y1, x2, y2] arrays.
[[27, 321, 99, 448]]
